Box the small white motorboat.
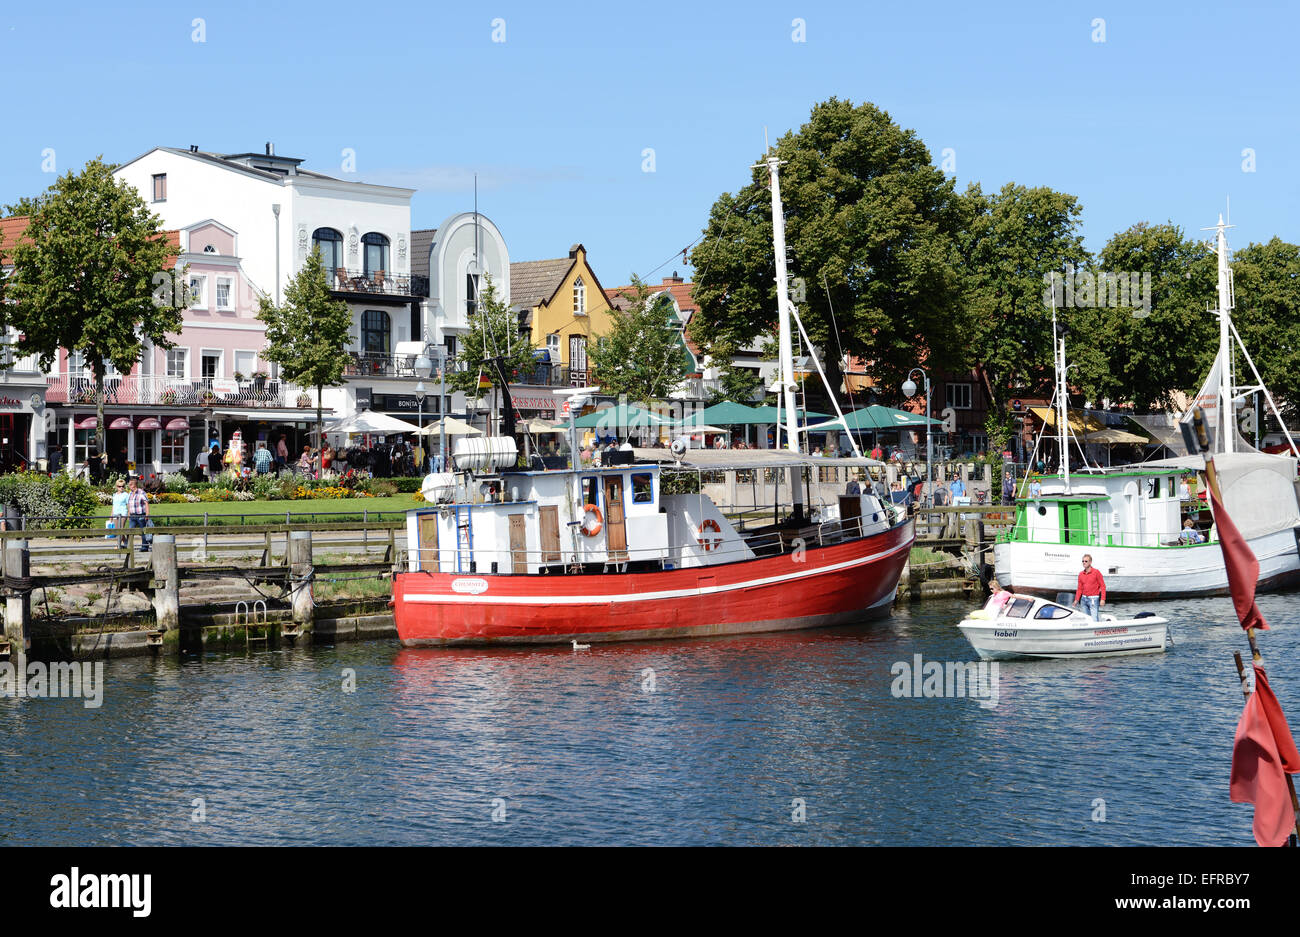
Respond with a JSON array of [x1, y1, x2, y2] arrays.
[[958, 593, 1170, 660]]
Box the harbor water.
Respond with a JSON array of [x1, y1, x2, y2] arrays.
[[2, 593, 1296, 846]]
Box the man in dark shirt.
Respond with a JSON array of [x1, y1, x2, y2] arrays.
[[1073, 554, 1106, 621], [207, 444, 222, 478]]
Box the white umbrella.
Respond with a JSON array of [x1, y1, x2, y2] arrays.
[[523, 418, 567, 434], [416, 416, 482, 437], [327, 411, 423, 435]]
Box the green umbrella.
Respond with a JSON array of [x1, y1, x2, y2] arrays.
[[675, 401, 767, 427], [571, 403, 676, 430], [747, 405, 830, 424], [805, 405, 941, 432]]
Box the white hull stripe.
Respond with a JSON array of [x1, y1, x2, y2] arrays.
[[402, 536, 912, 606]]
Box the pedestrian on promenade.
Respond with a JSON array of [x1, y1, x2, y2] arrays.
[[254, 441, 272, 475], [111, 478, 129, 548], [126, 478, 152, 552], [1073, 554, 1105, 620], [276, 434, 289, 471]]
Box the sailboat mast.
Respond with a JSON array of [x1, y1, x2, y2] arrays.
[[766, 155, 801, 454], [1216, 215, 1234, 454], [1053, 293, 1071, 494]]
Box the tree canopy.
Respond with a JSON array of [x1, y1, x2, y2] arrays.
[[256, 244, 352, 446], [445, 274, 537, 397], [592, 275, 690, 401], [690, 97, 971, 405], [4, 157, 183, 457]]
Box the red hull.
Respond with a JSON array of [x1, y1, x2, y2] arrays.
[[393, 520, 915, 646]]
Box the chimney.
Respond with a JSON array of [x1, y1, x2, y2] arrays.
[[663, 271, 684, 285], [266, 142, 274, 156], [190, 145, 198, 153]]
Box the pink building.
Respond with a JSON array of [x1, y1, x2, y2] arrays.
[[43, 219, 318, 476]]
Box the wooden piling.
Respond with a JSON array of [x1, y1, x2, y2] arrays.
[[3, 539, 30, 670], [151, 535, 180, 633], [287, 530, 314, 640]]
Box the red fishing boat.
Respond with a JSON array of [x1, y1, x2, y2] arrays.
[[392, 151, 914, 646], [393, 451, 914, 646]]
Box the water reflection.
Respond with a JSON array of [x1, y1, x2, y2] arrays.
[[0, 592, 1295, 845]]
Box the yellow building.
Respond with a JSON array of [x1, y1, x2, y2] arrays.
[[510, 244, 615, 385]]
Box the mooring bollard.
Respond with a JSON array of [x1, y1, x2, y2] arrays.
[[151, 535, 179, 633], [287, 529, 314, 639], [3, 539, 30, 670]]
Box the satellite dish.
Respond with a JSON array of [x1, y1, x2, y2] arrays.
[[670, 437, 688, 459]]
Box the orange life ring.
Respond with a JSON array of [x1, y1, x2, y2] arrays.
[[580, 503, 603, 537], [697, 518, 723, 551]]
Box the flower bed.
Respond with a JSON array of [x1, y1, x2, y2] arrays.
[[292, 485, 375, 500]]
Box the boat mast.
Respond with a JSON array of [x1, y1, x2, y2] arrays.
[[1215, 215, 1234, 454], [765, 154, 801, 456], [1053, 288, 1071, 494]]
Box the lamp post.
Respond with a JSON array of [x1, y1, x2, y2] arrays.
[[414, 351, 434, 471], [902, 367, 932, 507]]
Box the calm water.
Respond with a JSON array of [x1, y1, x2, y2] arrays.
[[2, 593, 1296, 846]]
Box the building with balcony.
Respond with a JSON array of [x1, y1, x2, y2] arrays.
[[511, 244, 615, 394]]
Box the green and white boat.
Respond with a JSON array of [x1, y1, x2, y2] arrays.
[[994, 215, 1300, 600]]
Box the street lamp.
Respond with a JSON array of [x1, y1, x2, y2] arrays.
[[414, 351, 439, 471], [414, 380, 426, 471], [901, 367, 932, 507]]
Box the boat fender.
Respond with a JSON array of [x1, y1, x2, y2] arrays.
[[1134, 611, 1155, 618], [697, 518, 723, 552], [580, 504, 603, 537]]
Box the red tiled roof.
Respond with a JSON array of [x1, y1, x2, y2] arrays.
[[1, 215, 180, 267]]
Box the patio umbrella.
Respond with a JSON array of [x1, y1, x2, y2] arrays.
[[805, 405, 942, 432], [327, 411, 422, 435], [522, 418, 567, 434], [571, 403, 676, 430], [416, 416, 482, 436]]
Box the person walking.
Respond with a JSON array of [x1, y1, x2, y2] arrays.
[[207, 443, 222, 480], [111, 478, 129, 548], [254, 441, 272, 475], [275, 434, 289, 471], [126, 478, 152, 552], [1073, 554, 1105, 621]]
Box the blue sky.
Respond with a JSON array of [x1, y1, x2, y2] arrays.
[[2, 0, 1295, 286]]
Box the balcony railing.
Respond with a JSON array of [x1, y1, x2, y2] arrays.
[[328, 267, 415, 298], [510, 365, 592, 387], [46, 375, 289, 408]]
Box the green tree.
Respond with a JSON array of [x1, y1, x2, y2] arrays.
[[960, 182, 1090, 427], [446, 274, 537, 404], [703, 335, 763, 404], [256, 245, 352, 449], [4, 157, 183, 460], [690, 97, 971, 405], [1068, 223, 1216, 411], [1229, 237, 1300, 422], [593, 275, 690, 401], [2, 193, 52, 217]]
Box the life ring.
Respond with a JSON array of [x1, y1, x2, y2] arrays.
[[580, 503, 603, 537], [697, 518, 723, 552]]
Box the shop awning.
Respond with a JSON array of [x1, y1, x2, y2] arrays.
[[75, 416, 97, 429], [136, 417, 163, 431], [211, 408, 334, 422], [108, 417, 133, 430], [165, 418, 191, 431], [1029, 406, 1107, 434]]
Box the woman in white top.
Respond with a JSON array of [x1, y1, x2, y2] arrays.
[[111, 479, 129, 547]]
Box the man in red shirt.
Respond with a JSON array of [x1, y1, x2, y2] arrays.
[[1074, 554, 1106, 620]]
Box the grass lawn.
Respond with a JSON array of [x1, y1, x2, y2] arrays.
[[92, 494, 421, 523]]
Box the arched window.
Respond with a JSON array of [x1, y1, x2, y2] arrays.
[[313, 228, 343, 273], [362, 310, 391, 356], [362, 233, 389, 276], [573, 276, 586, 316]]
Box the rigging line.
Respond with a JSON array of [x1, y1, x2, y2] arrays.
[[822, 272, 857, 413]]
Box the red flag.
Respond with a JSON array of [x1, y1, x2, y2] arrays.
[[1208, 488, 1269, 631], [1230, 666, 1300, 846]]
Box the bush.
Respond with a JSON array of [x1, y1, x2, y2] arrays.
[[390, 476, 425, 493], [0, 471, 98, 528], [251, 474, 282, 500], [162, 472, 191, 494], [370, 481, 397, 497], [198, 488, 234, 502]]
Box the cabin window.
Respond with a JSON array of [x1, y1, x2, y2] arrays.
[[631, 472, 653, 504], [581, 476, 599, 507], [1005, 598, 1034, 619], [1167, 476, 1177, 499], [1034, 604, 1074, 620], [1147, 478, 1158, 498]]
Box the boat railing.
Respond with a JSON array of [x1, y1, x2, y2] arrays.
[[408, 513, 895, 573], [996, 527, 1216, 548]]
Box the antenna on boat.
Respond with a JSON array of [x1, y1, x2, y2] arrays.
[[1052, 281, 1072, 495]]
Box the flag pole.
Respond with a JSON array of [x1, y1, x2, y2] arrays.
[[1193, 407, 1300, 843]]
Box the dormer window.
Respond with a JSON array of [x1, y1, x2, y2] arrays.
[[203, 244, 216, 254], [573, 277, 586, 316]]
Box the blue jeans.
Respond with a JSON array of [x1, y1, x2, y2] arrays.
[[129, 514, 153, 549], [1079, 595, 1100, 621]]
